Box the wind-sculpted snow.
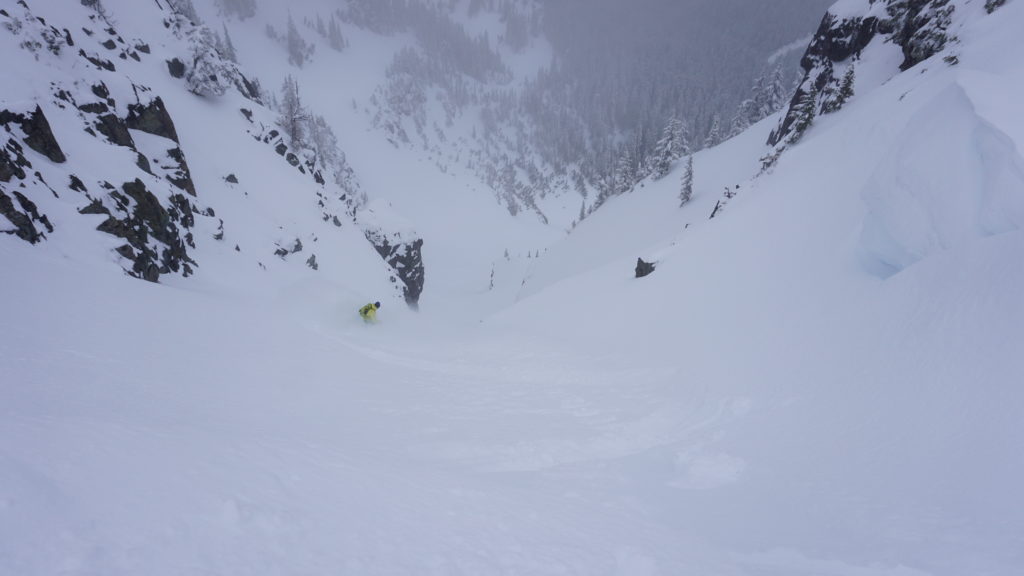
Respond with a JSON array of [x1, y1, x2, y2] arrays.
[[860, 84, 1024, 276]]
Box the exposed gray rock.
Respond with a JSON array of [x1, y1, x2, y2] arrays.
[[93, 179, 196, 282], [0, 106, 66, 163], [0, 139, 30, 183], [91, 82, 111, 101], [0, 189, 52, 244], [366, 232, 425, 308], [164, 147, 195, 196], [635, 258, 655, 279], [135, 153, 152, 174], [126, 97, 179, 143], [880, 0, 956, 71], [166, 58, 185, 78], [769, 0, 958, 147], [94, 113, 135, 147], [78, 197, 109, 215], [78, 48, 115, 71], [69, 174, 88, 193], [77, 101, 109, 115]]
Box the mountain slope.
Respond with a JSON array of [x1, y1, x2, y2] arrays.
[[2, 0, 1023, 575], [0, 0, 426, 309]]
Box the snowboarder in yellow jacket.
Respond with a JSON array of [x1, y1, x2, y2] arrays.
[[359, 301, 381, 323]]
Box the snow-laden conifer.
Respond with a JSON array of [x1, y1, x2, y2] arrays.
[[287, 13, 313, 68], [679, 155, 694, 206], [649, 118, 689, 180], [704, 114, 722, 149], [278, 75, 308, 148], [186, 26, 239, 98], [217, 0, 256, 20]]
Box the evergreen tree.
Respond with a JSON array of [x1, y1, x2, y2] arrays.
[[573, 169, 588, 198], [730, 66, 791, 138], [186, 26, 238, 98], [729, 100, 754, 138], [287, 13, 310, 68], [308, 115, 338, 170], [704, 114, 721, 149], [612, 147, 636, 196], [220, 23, 237, 63], [328, 16, 346, 52], [765, 66, 789, 114], [679, 155, 694, 206], [649, 118, 687, 180], [986, 0, 1008, 13], [823, 65, 856, 113], [673, 118, 691, 157], [787, 85, 819, 144], [840, 66, 855, 101], [218, 0, 256, 20], [167, 0, 199, 24], [279, 75, 309, 148], [81, 0, 109, 19], [333, 150, 362, 200]]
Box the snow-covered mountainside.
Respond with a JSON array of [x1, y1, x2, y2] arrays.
[[3, 0, 1024, 575], [1, 0, 424, 305]]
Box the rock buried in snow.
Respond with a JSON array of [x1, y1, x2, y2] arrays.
[[635, 258, 655, 278]]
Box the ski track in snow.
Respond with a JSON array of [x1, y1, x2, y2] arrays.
[[1, 274, 747, 575]]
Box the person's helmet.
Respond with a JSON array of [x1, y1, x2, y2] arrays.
[[374, 301, 381, 308]]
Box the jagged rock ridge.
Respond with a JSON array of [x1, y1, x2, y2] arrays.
[[769, 0, 964, 148]]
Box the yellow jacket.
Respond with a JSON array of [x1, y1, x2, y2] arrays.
[[359, 302, 379, 322]]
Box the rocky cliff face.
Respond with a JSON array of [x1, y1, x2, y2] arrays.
[[364, 228, 425, 309], [768, 0, 964, 148], [1, 105, 62, 244], [1, 2, 202, 282], [1, 0, 425, 298]]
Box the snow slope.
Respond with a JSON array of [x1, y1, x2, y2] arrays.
[[3, 0, 1024, 575]]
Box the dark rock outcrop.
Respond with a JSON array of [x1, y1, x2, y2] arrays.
[[366, 233, 425, 308], [93, 179, 195, 282], [166, 58, 185, 79], [0, 106, 66, 163], [126, 97, 179, 143], [94, 113, 135, 147], [78, 49, 115, 71], [769, 0, 958, 147], [164, 147, 196, 196], [0, 139, 31, 183], [880, 0, 956, 71], [0, 189, 53, 244], [635, 258, 655, 279], [236, 74, 262, 103], [69, 174, 88, 193]]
